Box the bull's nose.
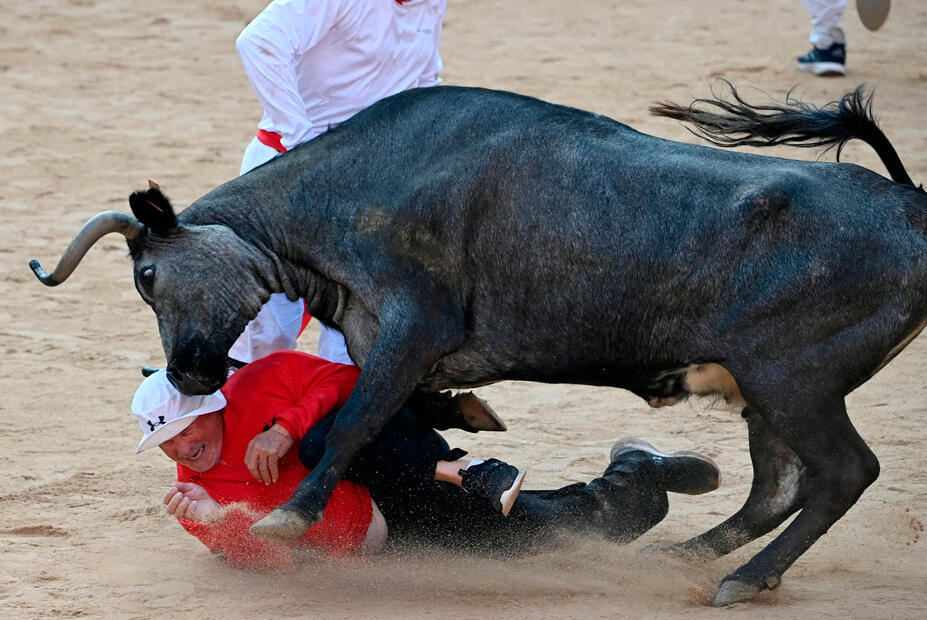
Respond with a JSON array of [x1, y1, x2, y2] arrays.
[[165, 368, 185, 391], [166, 367, 221, 396]]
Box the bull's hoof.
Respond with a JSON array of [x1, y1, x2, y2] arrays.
[[455, 392, 507, 432], [250, 507, 314, 542], [710, 578, 767, 607], [410, 391, 507, 433]]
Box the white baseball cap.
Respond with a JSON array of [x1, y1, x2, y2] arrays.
[[132, 369, 227, 453]]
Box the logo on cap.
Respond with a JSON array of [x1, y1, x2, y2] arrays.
[[146, 416, 166, 432]]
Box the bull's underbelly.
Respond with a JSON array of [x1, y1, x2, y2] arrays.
[[420, 342, 746, 410]]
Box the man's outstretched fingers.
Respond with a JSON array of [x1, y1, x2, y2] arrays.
[[268, 455, 279, 484], [259, 457, 272, 485]]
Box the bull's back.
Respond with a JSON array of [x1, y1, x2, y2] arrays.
[[361, 90, 927, 390], [219, 86, 927, 392]]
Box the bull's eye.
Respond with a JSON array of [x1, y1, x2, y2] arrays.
[[140, 267, 155, 289]]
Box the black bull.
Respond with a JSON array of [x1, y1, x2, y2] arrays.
[[32, 85, 927, 605]]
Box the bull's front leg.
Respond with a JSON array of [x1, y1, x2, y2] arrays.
[[250, 293, 464, 542], [711, 393, 880, 606], [666, 406, 809, 561]]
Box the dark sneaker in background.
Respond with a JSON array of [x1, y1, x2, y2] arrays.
[[460, 458, 526, 516], [797, 42, 846, 76], [609, 438, 721, 495]]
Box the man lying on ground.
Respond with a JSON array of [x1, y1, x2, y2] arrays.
[[133, 350, 720, 568]]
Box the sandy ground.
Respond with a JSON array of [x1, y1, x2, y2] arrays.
[[1, 0, 925, 618]]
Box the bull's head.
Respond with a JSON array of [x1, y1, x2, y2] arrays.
[[31, 184, 277, 395]]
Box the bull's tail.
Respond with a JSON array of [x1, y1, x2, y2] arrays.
[[650, 81, 923, 192]]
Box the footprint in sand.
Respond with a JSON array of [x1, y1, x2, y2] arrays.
[[0, 525, 69, 537]]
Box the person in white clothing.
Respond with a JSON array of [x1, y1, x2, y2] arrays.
[[230, 0, 448, 366], [797, 0, 849, 76], [227, 294, 307, 363]]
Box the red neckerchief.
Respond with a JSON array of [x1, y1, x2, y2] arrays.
[[255, 130, 286, 153]]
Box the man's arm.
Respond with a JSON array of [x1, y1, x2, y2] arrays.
[[236, 0, 346, 149], [245, 353, 360, 441], [232, 352, 359, 484], [164, 481, 293, 569], [416, 1, 445, 88], [168, 473, 373, 569]]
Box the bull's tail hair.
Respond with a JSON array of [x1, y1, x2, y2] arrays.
[[650, 80, 923, 192]]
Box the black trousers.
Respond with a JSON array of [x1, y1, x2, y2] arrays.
[[300, 408, 668, 554]]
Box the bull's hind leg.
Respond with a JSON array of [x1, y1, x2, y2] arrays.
[[668, 406, 809, 561], [711, 394, 880, 606]]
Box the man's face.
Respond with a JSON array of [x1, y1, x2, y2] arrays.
[[159, 411, 224, 472]]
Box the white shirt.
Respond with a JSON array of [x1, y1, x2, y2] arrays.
[[237, 0, 446, 150]]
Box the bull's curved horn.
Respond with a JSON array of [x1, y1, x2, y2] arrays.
[[30, 211, 144, 287]]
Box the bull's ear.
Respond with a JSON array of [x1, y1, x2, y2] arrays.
[[129, 186, 178, 234]]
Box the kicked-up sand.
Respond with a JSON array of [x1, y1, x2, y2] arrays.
[[1, 1, 925, 618]]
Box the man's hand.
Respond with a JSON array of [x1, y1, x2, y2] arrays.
[[164, 481, 223, 522], [245, 424, 293, 485]]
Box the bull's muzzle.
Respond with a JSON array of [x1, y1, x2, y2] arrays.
[[166, 335, 231, 396], [165, 367, 226, 396]]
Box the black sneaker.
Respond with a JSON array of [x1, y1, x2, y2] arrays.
[[609, 438, 720, 495], [459, 459, 526, 516], [796, 42, 846, 76]]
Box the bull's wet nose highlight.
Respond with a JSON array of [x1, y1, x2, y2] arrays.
[[165, 368, 217, 395]]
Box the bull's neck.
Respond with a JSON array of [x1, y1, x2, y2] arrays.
[[187, 167, 351, 329]]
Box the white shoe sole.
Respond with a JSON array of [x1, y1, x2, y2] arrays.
[[797, 61, 846, 76], [499, 469, 526, 517]]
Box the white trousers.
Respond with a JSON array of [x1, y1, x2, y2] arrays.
[[239, 137, 281, 176], [227, 293, 304, 363], [802, 0, 848, 48], [229, 137, 356, 365]]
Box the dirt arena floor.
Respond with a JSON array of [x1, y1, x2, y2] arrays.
[[2, 0, 925, 617]]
